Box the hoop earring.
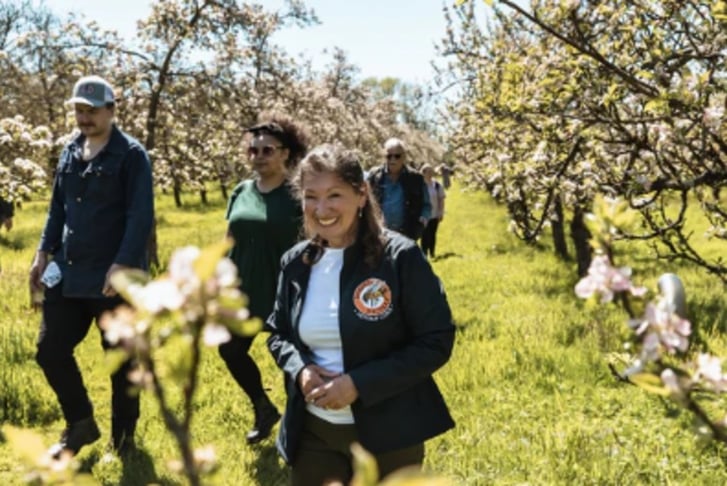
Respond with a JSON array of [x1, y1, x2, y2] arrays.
[[358, 207, 363, 218]]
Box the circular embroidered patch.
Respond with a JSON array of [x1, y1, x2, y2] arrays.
[[353, 278, 393, 321]]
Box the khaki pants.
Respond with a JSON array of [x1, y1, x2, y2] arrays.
[[291, 412, 424, 486]]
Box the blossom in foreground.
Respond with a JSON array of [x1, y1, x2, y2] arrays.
[[693, 353, 727, 392], [104, 244, 249, 351], [629, 299, 692, 360], [575, 255, 648, 303], [661, 368, 683, 397]]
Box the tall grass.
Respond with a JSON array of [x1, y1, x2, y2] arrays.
[[1, 184, 726, 484]]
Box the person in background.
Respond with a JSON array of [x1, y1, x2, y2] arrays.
[[221, 113, 309, 445], [0, 196, 13, 232], [267, 143, 455, 485], [367, 138, 431, 240], [439, 163, 453, 189], [28, 75, 154, 458], [420, 164, 446, 259]]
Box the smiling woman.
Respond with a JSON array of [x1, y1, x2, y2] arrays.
[[300, 162, 367, 249], [266, 143, 456, 485]]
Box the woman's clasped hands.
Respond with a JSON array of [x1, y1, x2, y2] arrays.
[[298, 364, 359, 410]]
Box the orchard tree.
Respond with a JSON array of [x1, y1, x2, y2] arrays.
[[0, 116, 50, 202], [441, 0, 726, 279]]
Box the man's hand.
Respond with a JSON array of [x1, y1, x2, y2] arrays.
[[102, 263, 129, 297], [29, 251, 48, 310]]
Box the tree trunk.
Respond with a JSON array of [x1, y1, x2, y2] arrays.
[[218, 179, 228, 202], [199, 188, 208, 205], [551, 196, 570, 260], [173, 183, 183, 208], [570, 205, 592, 277], [147, 218, 159, 270]]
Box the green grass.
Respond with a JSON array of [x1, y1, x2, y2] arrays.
[[1, 184, 726, 485]]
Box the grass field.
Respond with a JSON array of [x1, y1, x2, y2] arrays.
[[1, 183, 726, 485]]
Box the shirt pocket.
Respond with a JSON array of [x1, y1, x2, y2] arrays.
[[86, 158, 123, 202], [58, 151, 83, 197]]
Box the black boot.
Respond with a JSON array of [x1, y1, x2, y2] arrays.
[[48, 416, 101, 459], [246, 394, 281, 445], [110, 420, 137, 456]]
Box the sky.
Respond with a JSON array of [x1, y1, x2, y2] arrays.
[[46, 0, 465, 86]]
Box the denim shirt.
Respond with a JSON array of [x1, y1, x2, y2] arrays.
[[378, 169, 432, 232], [38, 125, 154, 298]]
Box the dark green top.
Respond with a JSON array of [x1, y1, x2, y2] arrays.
[[226, 179, 302, 320]]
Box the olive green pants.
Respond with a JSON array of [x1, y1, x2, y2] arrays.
[[291, 412, 424, 486]]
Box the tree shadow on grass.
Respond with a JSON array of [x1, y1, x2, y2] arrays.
[[687, 294, 727, 351], [120, 447, 177, 486], [77, 447, 179, 486], [431, 251, 462, 262], [253, 442, 289, 486], [0, 234, 24, 250]]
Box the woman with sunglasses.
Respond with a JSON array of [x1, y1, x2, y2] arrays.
[[266, 143, 455, 485], [221, 113, 309, 444]]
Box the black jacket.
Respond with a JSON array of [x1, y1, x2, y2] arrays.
[[267, 231, 455, 463], [368, 165, 426, 240]]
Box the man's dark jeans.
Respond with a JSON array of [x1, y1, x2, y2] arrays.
[[36, 285, 139, 428]]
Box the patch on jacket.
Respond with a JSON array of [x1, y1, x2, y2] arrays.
[[353, 278, 393, 321]]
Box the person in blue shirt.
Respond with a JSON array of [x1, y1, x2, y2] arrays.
[[28, 75, 154, 459], [366, 138, 431, 240]]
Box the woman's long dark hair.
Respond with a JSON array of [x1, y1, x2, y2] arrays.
[[292, 143, 386, 269]]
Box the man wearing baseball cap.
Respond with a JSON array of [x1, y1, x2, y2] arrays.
[[29, 75, 154, 459]]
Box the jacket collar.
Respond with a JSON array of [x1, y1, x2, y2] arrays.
[[70, 124, 126, 156]]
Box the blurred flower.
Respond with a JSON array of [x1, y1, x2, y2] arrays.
[[168, 246, 202, 295], [703, 106, 724, 130], [575, 255, 648, 303], [131, 279, 185, 314], [194, 445, 218, 473], [128, 367, 154, 388], [101, 306, 139, 345], [661, 369, 684, 397], [629, 299, 691, 358], [203, 323, 231, 346], [694, 353, 727, 392]]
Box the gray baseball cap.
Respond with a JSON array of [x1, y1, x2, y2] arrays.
[[66, 75, 115, 107]]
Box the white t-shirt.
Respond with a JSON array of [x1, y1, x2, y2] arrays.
[[298, 247, 354, 424]]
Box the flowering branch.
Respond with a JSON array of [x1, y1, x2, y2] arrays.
[[101, 240, 259, 485], [575, 197, 727, 444]]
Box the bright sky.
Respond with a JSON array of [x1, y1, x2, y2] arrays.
[[47, 0, 464, 86]]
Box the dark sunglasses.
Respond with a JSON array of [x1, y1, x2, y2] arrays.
[[248, 145, 283, 157], [386, 153, 403, 160]]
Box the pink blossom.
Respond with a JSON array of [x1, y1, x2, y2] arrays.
[[629, 299, 692, 360], [101, 306, 138, 345], [575, 255, 647, 303], [694, 353, 727, 392]]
